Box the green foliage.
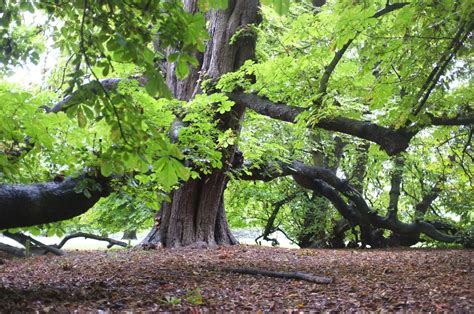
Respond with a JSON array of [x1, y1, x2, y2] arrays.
[[0, 0, 214, 235], [74, 189, 158, 235], [261, 0, 291, 15], [162, 295, 181, 306], [185, 287, 205, 305], [0, 1, 44, 73]]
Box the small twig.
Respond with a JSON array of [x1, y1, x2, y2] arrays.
[[56, 53, 76, 93], [412, 23, 470, 116]]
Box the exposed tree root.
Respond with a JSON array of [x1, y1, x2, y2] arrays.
[[223, 267, 332, 284]]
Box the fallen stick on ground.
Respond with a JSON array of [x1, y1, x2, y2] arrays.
[[223, 267, 332, 284]]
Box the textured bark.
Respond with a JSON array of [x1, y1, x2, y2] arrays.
[[0, 176, 109, 230], [0, 242, 25, 257], [144, 0, 259, 248]]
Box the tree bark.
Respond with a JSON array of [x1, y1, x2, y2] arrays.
[[143, 0, 259, 248]]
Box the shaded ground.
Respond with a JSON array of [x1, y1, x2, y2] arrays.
[[0, 246, 472, 311]]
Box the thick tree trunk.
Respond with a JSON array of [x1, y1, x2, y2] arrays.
[[143, 0, 259, 248]]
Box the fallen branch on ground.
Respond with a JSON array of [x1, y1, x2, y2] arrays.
[[3, 232, 64, 256], [223, 267, 332, 284], [53, 232, 128, 249], [0, 242, 25, 257]]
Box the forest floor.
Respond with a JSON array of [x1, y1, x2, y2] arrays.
[[0, 246, 472, 312]]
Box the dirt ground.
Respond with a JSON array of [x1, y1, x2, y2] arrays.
[[0, 246, 472, 312]]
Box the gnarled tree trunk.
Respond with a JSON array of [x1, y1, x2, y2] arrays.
[[143, 0, 259, 248]]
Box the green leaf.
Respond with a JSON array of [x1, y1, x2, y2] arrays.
[[154, 157, 179, 189], [170, 158, 190, 181], [77, 107, 87, 128], [176, 58, 189, 80], [101, 162, 114, 177], [145, 76, 160, 97]]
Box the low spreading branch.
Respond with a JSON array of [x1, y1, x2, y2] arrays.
[[0, 231, 128, 257], [2, 232, 64, 256], [240, 158, 472, 247], [53, 232, 128, 249], [0, 242, 25, 257], [255, 192, 302, 246], [0, 175, 110, 230]]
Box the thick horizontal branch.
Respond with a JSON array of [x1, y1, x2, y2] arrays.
[[230, 92, 413, 155], [230, 92, 473, 155], [44, 77, 472, 158], [428, 113, 474, 126], [46, 77, 147, 113], [0, 176, 110, 230]]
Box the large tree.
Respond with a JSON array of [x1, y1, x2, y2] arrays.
[[142, 0, 260, 247], [0, 0, 472, 248]]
